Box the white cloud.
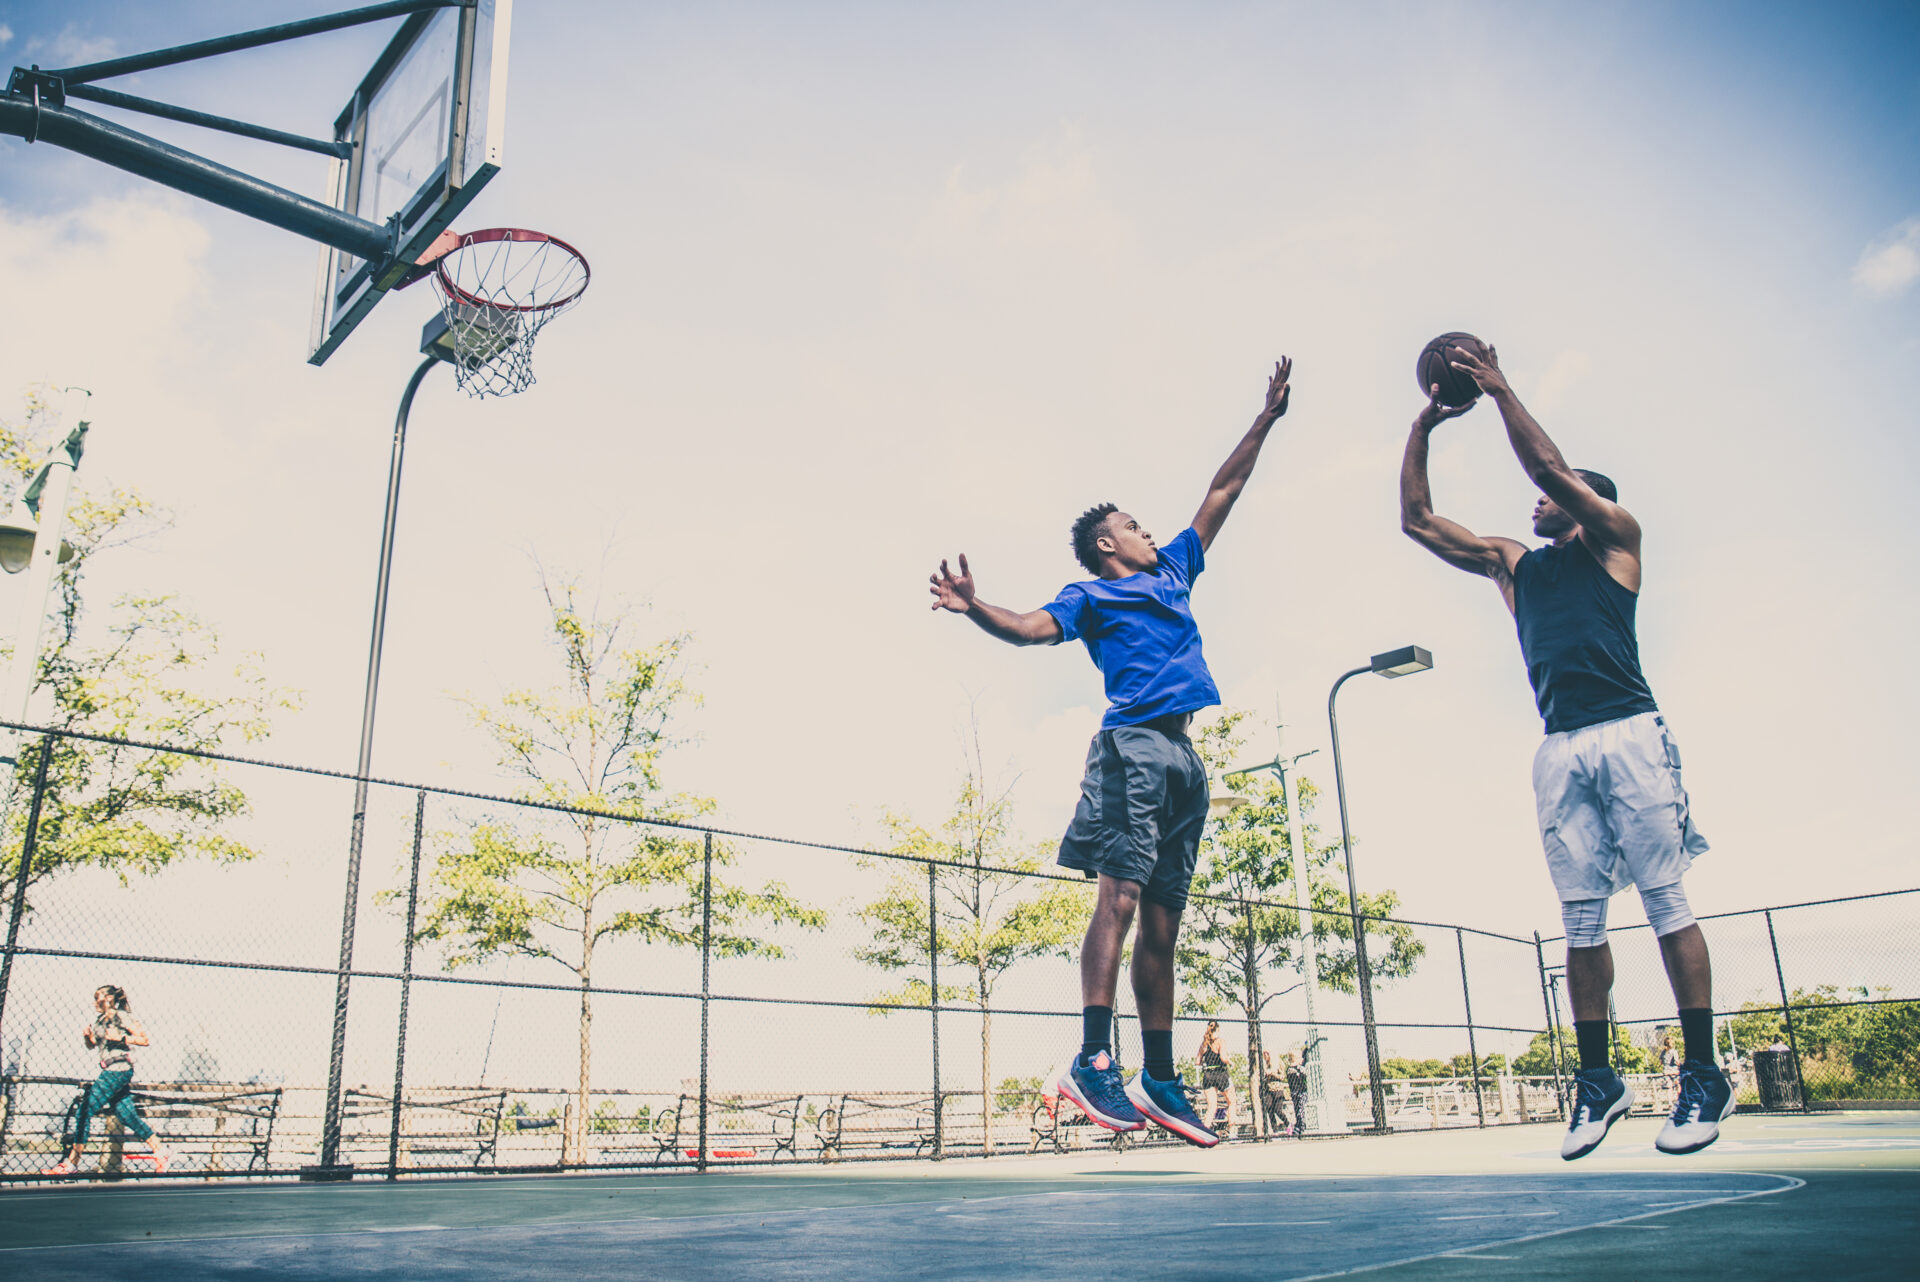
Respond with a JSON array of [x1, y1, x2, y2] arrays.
[[22, 26, 116, 67], [1852, 217, 1920, 297], [0, 24, 14, 48], [1530, 349, 1592, 416]]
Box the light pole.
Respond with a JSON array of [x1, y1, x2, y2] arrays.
[[311, 317, 507, 1178], [1327, 644, 1433, 1133], [1222, 742, 1328, 1134]]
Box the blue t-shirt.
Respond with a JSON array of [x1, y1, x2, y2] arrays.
[[1041, 526, 1221, 729]]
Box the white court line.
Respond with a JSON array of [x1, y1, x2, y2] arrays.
[[1435, 1211, 1557, 1220], [1212, 1221, 1333, 1227], [1284, 1172, 1805, 1281]]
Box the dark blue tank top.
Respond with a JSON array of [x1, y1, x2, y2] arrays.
[[1511, 539, 1659, 734]]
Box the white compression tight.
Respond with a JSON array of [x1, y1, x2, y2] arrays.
[[1561, 881, 1697, 948]]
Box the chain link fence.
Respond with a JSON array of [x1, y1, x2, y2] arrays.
[[2, 724, 1910, 1181]]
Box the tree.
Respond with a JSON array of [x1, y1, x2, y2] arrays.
[[1175, 710, 1424, 1128], [855, 722, 1088, 1154], [405, 574, 823, 1162], [0, 387, 295, 934], [1725, 987, 1920, 1100]]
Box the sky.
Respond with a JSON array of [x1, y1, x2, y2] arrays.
[[1, 1, 1918, 1074]]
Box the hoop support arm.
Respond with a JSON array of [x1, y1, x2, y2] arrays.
[[0, 95, 391, 261], [38, 0, 472, 88], [62, 84, 353, 159]]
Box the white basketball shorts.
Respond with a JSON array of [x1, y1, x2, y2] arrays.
[[1532, 710, 1709, 902]]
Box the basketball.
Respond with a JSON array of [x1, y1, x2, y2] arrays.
[[1416, 332, 1484, 408]]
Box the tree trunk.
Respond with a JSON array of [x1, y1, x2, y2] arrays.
[[1244, 940, 1264, 1139], [980, 1003, 994, 1156], [575, 915, 595, 1167]]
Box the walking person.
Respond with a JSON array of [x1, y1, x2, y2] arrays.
[[1398, 336, 1733, 1159], [1285, 1050, 1310, 1137], [1260, 1051, 1290, 1134], [1197, 1021, 1238, 1134], [930, 359, 1294, 1148], [42, 985, 173, 1175]]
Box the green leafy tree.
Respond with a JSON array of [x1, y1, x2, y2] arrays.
[[0, 388, 296, 928], [1725, 987, 1920, 1099], [405, 575, 823, 1162], [855, 723, 1089, 1154], [1176, 710, 1424, 1127]]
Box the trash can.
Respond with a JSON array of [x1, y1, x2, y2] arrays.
[[1753, 1047, 1801, 1109]]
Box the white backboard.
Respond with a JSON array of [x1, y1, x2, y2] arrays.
[[308, 0, 511, 365]]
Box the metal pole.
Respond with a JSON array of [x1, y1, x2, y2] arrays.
[[1278, 753, 1326, 1133], [1533, 932, 1566, 1117], [1456, 928, 1484, 1127], [698, 831, 712, 1172], [1327, 665, 1386, 1132], [1765, 910, 1809, 1111], [317, 355, 437, 1176], [0, 738, 55, 1048], [385, 789, 427, 1179], [927, 860, 942, 1159], [1243, 896, 1263, 1139]]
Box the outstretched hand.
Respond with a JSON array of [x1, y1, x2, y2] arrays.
[[1448, 337, 1510, 399], [929, 555, 976, 613], [1415, 381, 1478, 431], [1261, 356, 1293, 421]]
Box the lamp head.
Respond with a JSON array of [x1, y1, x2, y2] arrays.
[[0, 501, 75, 575], [1369, 645, 1433, 678]]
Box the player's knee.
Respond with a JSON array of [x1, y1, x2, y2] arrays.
[[1639, 881, 1696, 938], [1560, 897, 1609, 949]]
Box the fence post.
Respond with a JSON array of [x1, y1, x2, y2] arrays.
[[1455, 929, 1484, 1127], [1244, 897, 1264, 1139], [927, 860, 942, 1159], [1533, 932, 1567, 1117], [0, 737, 55, 1055], [698, 831, 712, 1172], [386, 789, 427, 1180], [1765, 909, 1810, 1112]]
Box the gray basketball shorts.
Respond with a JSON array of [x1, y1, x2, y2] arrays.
[[1532, 710, 1710, 902], [1057, 724, 1210, 911]]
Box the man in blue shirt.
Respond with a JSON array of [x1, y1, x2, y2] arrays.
[[928, 358, 1292, 1147]]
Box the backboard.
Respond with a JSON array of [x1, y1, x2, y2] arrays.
[[308, 0, 512, 365]]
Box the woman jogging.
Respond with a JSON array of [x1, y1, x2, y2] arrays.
[[42, 984, 172, 1175]]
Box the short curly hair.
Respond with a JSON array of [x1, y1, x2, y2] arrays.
[[1070, 502, 1120, 575]]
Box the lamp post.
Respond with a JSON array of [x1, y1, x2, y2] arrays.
[[1222, 742, 1328, 1134], [1328, 644, 1433, 1133], [311, 317, 508, 1178]]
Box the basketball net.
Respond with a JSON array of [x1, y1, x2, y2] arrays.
[[424, 229, 591, 398]]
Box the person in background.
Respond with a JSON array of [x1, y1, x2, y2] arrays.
[[1286, 1051, 1310, 1138], [1260, 1050, 1290, 1134], [42, 984, 172, 1176], [1197, 1021, 1238, 1133]]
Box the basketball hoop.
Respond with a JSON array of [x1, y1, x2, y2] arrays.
[[417, 228, 590, 398]]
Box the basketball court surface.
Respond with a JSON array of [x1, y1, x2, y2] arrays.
[[1, 1112, 1913, 1280]]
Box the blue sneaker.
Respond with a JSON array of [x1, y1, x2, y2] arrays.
[[1125, 1069, 1219, 1147], [1561, 1067, 1634, 1160], [1056, 1051, 1144, 1133], [1656, 1060, 1735, 1154]]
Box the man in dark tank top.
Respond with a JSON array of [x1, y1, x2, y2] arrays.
[[1398, 336, 1732, 1162]]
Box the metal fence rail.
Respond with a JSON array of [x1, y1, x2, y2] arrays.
[[1, 723, 1912, 1181]]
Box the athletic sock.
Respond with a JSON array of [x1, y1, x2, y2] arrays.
[[1142, 1029, 1175, 1081], [1678, 1007, 1714, 1066], [1080, 1006, 1113, 1060], [1573, 1020, 1611, 1072]]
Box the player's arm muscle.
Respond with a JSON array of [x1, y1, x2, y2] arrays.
[[929, 555, 1063, 646], [1192, 358, 1291, 551], [1400, 412, 1524, 600]]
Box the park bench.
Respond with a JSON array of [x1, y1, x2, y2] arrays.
[[341, 1087, 507, 1170], [814, 1093, 939, 1161], [0, 1074, 282, 1176]]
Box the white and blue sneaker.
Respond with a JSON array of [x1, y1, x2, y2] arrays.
[[1656, 1060, 1735, 1155], [1125, 1070, 1219, 1148], [1561, 1066, 1635, 1161], [1056, 1051, 1145, 1133]]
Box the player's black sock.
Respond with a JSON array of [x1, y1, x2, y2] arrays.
[[1678, 1007, 1714, 1066], [1142, 1029, 1175, 1081], [1081, 1006, 1113, 1060], [1574, 1020, 1611, 1072]]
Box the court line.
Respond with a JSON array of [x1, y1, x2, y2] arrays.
[[1286, 1171, 1806, 1281], [1435, 1211, 1557, 1220]]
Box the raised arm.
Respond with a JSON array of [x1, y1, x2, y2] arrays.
[[929, 554, 1062, 646], [1191, 358, 1291, 551], [1448, 339, 1641, 556], [1400, 388, 1526, 609]]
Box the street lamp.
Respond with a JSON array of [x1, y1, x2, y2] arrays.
[[1328, 644, 1433, 1133], [312, 316, 521, 1178], [1221, 743, 1329, 1134]]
